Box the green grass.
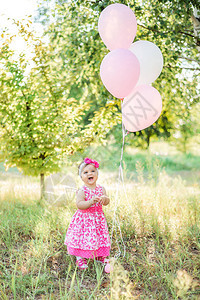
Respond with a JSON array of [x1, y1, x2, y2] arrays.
[[0, 142, 200, 298], [69, 141, 200, 173], [0, 163, 200, 299]]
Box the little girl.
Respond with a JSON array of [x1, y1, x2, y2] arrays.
[[64, 157, 111, 270]]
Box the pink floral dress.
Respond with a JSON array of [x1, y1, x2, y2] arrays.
[[64, 185, 111, 258]]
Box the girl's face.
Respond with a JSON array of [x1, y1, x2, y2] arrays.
[[81, 164, 98, 187]]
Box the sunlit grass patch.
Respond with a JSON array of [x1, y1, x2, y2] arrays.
[[104, 170, 200, 243], [0, 173, 40, 203]]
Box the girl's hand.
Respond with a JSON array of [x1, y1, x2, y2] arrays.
[[91, 196, 100, 205], [98, 195, 109, 205]]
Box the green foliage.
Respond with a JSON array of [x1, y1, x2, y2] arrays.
[[171, 101, 200, 153], [0, 19, 120, 176], [128, 0, 200, 147]]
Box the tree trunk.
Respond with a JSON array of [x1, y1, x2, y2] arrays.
[[191, 7, 200, 58], [146, 134, 151, 149], [40, 173, 45, 201]]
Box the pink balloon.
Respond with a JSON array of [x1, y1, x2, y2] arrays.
[[100, 49, 140, 99], [98, 3, 137, 51], [122, 85, 162, 132]]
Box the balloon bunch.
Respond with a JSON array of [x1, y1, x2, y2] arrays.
[[98, 3, 163, 132]]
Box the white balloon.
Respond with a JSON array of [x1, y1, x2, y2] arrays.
[[129, 40, 163, 85]]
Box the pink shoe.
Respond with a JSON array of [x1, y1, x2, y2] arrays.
[[76, 258, 88, 270], [105, 263, 113, 273], [96, 257, 110, 264]]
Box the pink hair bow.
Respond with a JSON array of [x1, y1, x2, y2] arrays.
[[84, 157, 99, 168]]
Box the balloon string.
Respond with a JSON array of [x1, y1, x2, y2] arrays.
[[110, 100, 128, 259]]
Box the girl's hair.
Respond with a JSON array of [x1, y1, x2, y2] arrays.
[[78, 160, 85, 175], [78, 158, 99, 177]]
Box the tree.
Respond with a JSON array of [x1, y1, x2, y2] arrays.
[[129, 0, 200, 148], [0, 19, 120, 199], [36, 0, 199, 149]]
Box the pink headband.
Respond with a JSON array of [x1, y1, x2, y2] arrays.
[[79, 157, 99, 177]]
